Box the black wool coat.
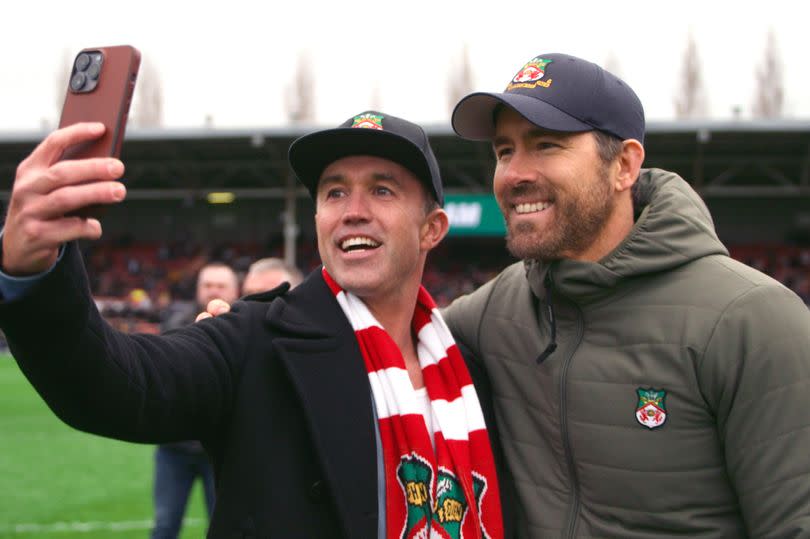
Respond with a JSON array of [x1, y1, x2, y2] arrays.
[[0, 242, 514, 538]]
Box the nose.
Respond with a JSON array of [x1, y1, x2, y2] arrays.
[[498, 149, 536, 189], [341, 191, 372, 223]]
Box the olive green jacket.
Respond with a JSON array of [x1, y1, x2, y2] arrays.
[[443, 168, 810, 538]]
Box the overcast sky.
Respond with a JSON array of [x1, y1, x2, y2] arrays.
[[3, 0, 807, 131]]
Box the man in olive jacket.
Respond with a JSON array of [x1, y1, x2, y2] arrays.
[[442, 53, 810, 537]]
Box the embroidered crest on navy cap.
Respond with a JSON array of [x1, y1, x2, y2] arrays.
[[507, 57, 554, 91], [351, 113, 384, 130], [451, 52, 646, 143], [288, 110, 444, 205]]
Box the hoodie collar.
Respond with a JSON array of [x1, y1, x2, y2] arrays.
[[526, 168, 729, 304]]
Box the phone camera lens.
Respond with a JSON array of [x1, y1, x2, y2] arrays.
[[75, 53, 91, 72], [86, 63, 100, 80], [70, 72, 87, 92]]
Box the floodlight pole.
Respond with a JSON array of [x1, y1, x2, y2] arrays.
[[283, 171, 299, 267]]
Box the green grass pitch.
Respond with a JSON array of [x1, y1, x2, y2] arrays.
[[0, 354, 208, 538]]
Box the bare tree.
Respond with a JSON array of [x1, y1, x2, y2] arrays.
[[285, 51, 315, 124], [369, 81, 383, 112], [673, 31, 708, 119], [603, 51, 622, 80], [52, 48, 74, 128], [752, 28, 784, 118], [447, 44, 474, 116], [131, 58, 164, 128]]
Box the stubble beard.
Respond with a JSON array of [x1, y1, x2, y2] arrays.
[[504, 166, 615, 262]]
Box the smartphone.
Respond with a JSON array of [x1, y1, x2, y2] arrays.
[[58, 45, 141, 215]]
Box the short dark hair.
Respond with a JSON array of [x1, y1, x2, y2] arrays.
[[423, 196, 440, 216], [592, 130, 624, 165]]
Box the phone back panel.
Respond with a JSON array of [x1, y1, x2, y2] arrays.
[[59, 45, 141, 160]]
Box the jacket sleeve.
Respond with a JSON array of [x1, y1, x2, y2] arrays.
[[700, 283, 810, 538], [0, 241, 257, 445]]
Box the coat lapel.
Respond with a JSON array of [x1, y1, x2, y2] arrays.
[[268, 271, 379, 539]]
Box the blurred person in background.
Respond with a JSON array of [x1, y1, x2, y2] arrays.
[[241, 257, 303, 296], [152, 262, 239, 539]]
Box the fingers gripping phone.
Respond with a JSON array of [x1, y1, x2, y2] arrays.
[[58, 45, 141, 216]]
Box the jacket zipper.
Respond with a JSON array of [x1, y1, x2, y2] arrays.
[[549, 271, 585, 538]]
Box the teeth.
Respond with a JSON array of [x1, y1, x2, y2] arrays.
[[515, 202, 551, 214], [341, 237, 381, 250]]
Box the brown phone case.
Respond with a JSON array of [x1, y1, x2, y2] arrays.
[[58, 45, 140, 217], [59, 45, 141, 160]]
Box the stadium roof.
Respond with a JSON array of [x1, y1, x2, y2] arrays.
[[1, 120, 809, 201]]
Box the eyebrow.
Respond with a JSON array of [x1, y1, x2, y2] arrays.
[[493, 128, 571, 148], [319, 173, 344, 185], [371, 172, 396, 182], [318, 171, 399, 187]]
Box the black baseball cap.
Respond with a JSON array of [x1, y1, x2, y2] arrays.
[[452, 53, 645, 144], [288, 110, 444, 206]]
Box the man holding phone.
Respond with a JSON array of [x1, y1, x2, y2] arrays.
[[0, 114, 511, 538]]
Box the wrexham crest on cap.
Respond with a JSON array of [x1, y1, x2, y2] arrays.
[[352, 113, 384, 130], [507, 57, 553, 90], [636, 388, 667, 429]]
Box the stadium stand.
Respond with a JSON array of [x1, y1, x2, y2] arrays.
[[2, 120, 809, 330], [82, 236, 808, 334]]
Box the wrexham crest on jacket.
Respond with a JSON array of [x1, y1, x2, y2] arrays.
[[507, 57, 553, 90], [636, 388, 667, 429], [351, 113, 384, 130]]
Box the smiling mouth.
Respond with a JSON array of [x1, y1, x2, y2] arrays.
[[340, 236, 381, 252], [514, 201, 552, 214]]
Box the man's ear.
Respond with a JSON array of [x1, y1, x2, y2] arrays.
[[614, 139, 645, 192], [420, 208, 449, 251]]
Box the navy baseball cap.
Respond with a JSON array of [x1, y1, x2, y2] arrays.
[[289, 110, 444, 206], [452, 53, 645, 144]]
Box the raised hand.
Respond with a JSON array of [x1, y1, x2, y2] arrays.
[[195, 298, 232, 322], [2, 123, 127, 276]]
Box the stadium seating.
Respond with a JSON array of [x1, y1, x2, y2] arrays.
[[84, 238, 809, 334]]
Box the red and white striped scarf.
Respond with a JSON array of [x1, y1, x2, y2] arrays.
[[323, 268, 503, 539]]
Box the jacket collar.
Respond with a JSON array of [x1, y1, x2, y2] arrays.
[[266, 269, 379, 538]]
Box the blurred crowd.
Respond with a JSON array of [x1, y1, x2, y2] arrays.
[[79, 237, 809, 336], [83, 236, 320, 334], [0, 238, 806, 351]]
